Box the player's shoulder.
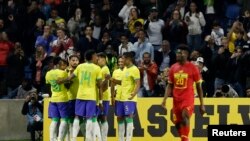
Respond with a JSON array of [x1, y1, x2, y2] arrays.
[[102, 65, 109, 71]]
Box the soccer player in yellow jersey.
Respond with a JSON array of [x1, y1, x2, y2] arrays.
[[57, 50, 102, 141], [111, 56, 126, 141], [97, 52, 111, 141], [64, 55, 80, 141], [111, 52, 141, 141], [45, 58, 69, 141]]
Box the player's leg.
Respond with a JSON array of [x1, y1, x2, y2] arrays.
[[48, 102, 59, 141], [65, 100, 75, 141], [85, 100, 97, 141], [93, 105, 102, 141], [57, 102, 69, 141], [115, 101, 125, 141], [124, 101, 136, 141], [100, 101, 110, 141], [72, 99, 85, 141], [179, 106, 193, 141]]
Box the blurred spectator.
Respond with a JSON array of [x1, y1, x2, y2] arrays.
[[189, 49, 201, 63], [127, 7, 144, 34], [132, 29, 154, 65], [0, 19, 4, 32], [118, 0, 135, 26], [163, 9, 188, 51], [21, 92, 43, 141], [0, 31, 14, 97], [46, 9, 63, 33], [195, 57, 210, 97], [67, 8, 87, 39], [6, 42, 27, 98], [118, 33, 134, 56], [225, 1, 241, 30], [246, 87, 250, 97], [51, 28, 74, 60], [184, 2, 206, 51], [234, 30, 247, 48], [75, 25, 100, 62], [213, 84, 239, 98], [16, 79, 37, 99], [25, 18, 45, 56], [212, 37, 231, 91], [35, 25, 57, 55], [211, 20, 224, 46], [228, 46, 244, 97], [227, 21, 245, 53], [238, 10, 250, 32], [138, 52, 158, 97], [105, 44, 118, 75], [97, 31, 112, 53], [155, 67, 170, 97], [164, 0, 189, 20], [130, 21, 143, 43], [239, 42, 250, 96], [199, 35, 218, 70], [155, 40, 176, 72], [91, 14, 107, 40], [110, 17, 130, 53], [144, 6, 165, 51], [33, 45, 48, 91]]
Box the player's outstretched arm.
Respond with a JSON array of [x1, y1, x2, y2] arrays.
[[56, 73, 75, 84]]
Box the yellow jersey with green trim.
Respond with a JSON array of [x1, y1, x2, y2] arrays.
[[73, 62, 102, 100], [66, 67, 79, 100], [45, 69, 68, 102], [121, 65, 140, 102], [112, 68, 124, 101], [101, 65, 111, 101]]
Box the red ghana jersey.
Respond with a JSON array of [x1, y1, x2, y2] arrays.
[[168, 62, 201, 107]]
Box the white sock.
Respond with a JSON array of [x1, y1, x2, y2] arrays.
[[126, 122, 134, 141], [85, 119, 93, 141], [101, 121, 109, 141], [64, 129, 70, 141], [49, 121, 58, 141], [118, 121, 125, 141], [93, 121, 102, 141], [58, 120, 68, 140], [72, 117, 80, 141], [64, 122, 73, 141]]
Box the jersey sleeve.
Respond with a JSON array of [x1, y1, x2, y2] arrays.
[[132, 67, 140, 80], [73, 65, 79, 77], [102, 66, 110, 79]]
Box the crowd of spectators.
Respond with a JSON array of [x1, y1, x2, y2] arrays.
[[0, 0, 250, 99]]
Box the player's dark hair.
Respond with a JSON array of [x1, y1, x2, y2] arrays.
[[97, 52, 107, 59], [123, 51, 136, 64], [177, 44, 191, 54], [85, 49, 96, 61], [53, 56, 61, 65], [59, 58, 68, 66]]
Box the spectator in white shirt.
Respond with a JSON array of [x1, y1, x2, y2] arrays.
[[184, 2, 206, 51]]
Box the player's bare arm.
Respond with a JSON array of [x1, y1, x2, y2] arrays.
[[196, 82, 206, 115], [128, 79, 140, 100], [161, 83, 173, 110]]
